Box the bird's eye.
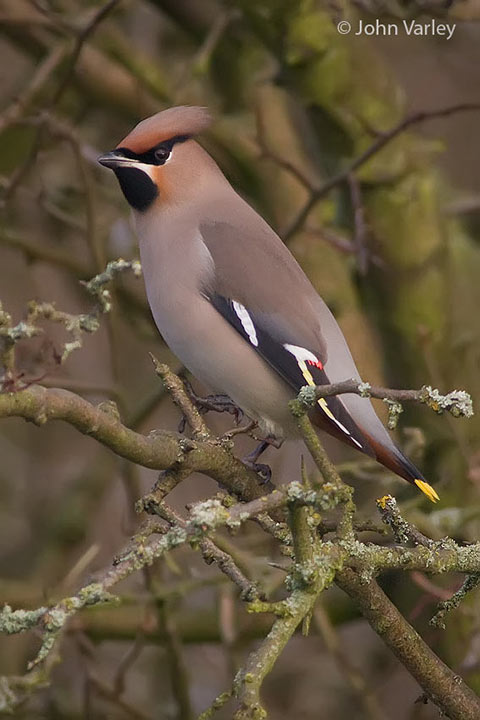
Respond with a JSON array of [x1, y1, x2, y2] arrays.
[[154, 145, 170, 164]]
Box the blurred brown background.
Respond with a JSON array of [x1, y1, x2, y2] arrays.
[[1, 0, 480, 718]]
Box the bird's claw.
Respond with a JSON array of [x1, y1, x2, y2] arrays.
[[197, 394, 244, 423], [243, 459, 272, 485], [178, 391, 243, 434], [182, 379, 243, 422]]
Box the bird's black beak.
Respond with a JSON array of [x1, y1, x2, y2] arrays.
[[98, 150, 121, 168], [98, 150, 137, 169]]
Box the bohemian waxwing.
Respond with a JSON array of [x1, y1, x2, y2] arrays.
[[99, 105, 439, 502]]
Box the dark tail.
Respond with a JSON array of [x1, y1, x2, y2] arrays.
[[363, 432, 439, 503]]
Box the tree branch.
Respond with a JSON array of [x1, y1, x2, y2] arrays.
[[284, 103, 480, 240], [0, 365, 477, 716], [336, 569, 480, 720], [295, 379, 473, 419], [0, 383, 269, 502]]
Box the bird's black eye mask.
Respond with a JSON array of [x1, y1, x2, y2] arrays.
[[112, 135, 190, 211], [116, 134, 191, 166]]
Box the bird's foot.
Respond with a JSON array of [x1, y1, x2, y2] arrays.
[[243, 458, 272, 485], [244, 439, 270, 464], [222, 420, 258, 441], [183, 380, 243, 419], [242, 438, 282, 486], [197, 394, 243, 422], [178, 380, 243, 433]]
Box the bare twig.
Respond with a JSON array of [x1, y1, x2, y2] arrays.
[[0, 258, 141, 386], [0, 45, 64, 136], [0, 230, 90, 276], [112, 633, 145, 696], [145, 565, 194, 720], [232, 544, 344, 719], [151, 358, 211, 439], [294, 379, 473, 419], [88, 673, 154, 720], [144, 497, 261, 600], [33, 113, 107, 270], [0, 383, 272, 506], [255, 103, 315, 190], [430, 574, 480, 629], [313, 604, 387, 720], [347, 172, 369, 275], [50, 0, 121, 106], [0, 364, 477, 716], [376, 495, 434, 548], [284, 103, 480, 240], [337, 569, 480, 720]]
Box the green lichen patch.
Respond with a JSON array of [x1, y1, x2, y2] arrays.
[[419, 385, 474, 418]]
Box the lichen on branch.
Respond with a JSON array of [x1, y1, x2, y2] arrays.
[[0, 316, 478, 717], [0, 258, 142, 386], [292, 379, 473, 420]]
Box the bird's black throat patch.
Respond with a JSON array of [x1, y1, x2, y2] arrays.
[[113, 167, 158, 211]]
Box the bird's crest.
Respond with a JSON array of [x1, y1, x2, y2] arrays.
[[117, 106, 212, 154]]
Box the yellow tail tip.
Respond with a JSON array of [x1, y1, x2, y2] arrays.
[[414, 479, 440, 503]]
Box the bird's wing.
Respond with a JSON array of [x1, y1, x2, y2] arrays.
[[199, 218, 374, 453], [198, 216, 441, 502]]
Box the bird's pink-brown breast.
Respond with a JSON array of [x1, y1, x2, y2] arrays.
[[116, 106, 212, 154]]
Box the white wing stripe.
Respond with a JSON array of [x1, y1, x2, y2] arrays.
[[318, 398, 363, 448], [283, 343, 319, 364], [232, 301, 258, 347], [284, 343, 364, 450]]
